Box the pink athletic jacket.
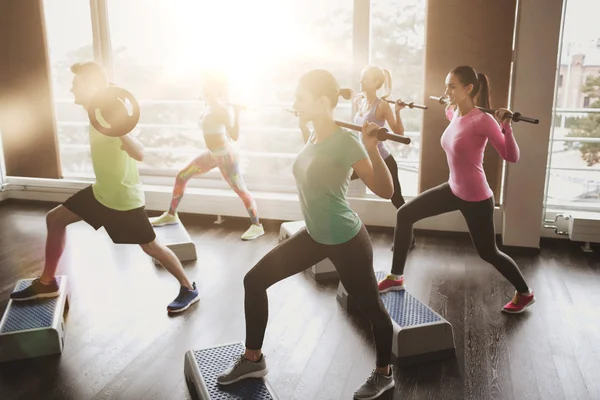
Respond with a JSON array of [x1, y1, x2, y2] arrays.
[[441, 107, 519, 202]]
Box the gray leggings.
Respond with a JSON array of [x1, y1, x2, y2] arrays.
[[243, 224, 394, 367], [391, 183, 529, 293]]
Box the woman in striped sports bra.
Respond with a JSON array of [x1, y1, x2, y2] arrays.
[[150, 71, 264, 241], [353, 65, 415, 248]]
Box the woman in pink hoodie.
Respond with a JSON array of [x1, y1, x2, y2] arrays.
[[378, 65, 535, 314]]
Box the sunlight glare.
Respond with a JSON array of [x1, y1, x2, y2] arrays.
[[159, 0, 313, 104]]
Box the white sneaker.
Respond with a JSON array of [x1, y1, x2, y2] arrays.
[[241, 224, 265, 240], [149, 211, 180, 227], [354, 368, 395, 399], [217, 354, 268, 385]]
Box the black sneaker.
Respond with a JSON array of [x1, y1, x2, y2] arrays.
[[10, 277, 60, 301]]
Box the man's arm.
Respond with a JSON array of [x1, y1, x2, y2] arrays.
[[101, 97, 145, 161], [119, 134, 144, 162]]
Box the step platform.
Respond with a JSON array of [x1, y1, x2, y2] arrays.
[[152, 222, 197, 265], [278, 221, 338, 281], [0, 276, 70, 363], [184, 341, 278, 400], [337, 272, 455, 366]]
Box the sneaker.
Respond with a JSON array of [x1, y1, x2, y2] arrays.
[[377, 274, 405, 294], [217, 354, 268, 385], [167, 282, 199, 313], [149, 211, 180, 227], [10, 277, 60, 301], [502, 290, 535, 313], [354, 368, 395, 399], [241, 224, 265, 241]]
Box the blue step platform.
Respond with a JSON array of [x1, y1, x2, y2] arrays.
[[337, 271, 455, 366], [184, 341, 278, 399], [0, 276, 70, 362]]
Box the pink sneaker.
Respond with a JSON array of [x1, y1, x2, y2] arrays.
[[502, 291, 535, 313], [377, 274, 405, 294]]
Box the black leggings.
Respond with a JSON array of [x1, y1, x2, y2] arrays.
[[244, 225, 393, 367], [352, 154, 406, 209], [391, 183, 529, 293]]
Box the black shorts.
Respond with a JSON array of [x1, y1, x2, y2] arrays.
[[63, 186, 156, 245]]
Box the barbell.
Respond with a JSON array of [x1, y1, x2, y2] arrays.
[[429, 96, 539, 124]]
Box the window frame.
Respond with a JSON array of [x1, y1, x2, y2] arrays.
[[543, 0, 600, 214], [545, 91, 600, 211], [0, 128, 5, 190], [87, 0, 377, 195], [52, 0, 427, 198]]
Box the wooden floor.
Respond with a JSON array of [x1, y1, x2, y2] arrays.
[[0, 201, 599, 400]]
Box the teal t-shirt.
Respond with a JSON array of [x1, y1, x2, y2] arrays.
[[293, 128, 369, 245]]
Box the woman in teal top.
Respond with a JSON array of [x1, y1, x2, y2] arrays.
[[216, 70, 396, 400]]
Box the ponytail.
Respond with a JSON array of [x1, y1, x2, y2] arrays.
[[361, 65, 392, 99], [450, 66, 492, 108], [475, 72, 491, 109], [380, 69, 393, 100]]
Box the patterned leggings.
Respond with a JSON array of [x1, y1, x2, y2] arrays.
[[169, 146, 259, 225]]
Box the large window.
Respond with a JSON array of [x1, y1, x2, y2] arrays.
[[43, 0, 95, 177], [370, 0, 425, 196], [108, 0, 354, 192], [42, 0, 426, 195], [546, 0, 600, 210]]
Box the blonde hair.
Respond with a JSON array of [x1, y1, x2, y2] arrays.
[[362, 65, 393, 99], [70, 61, 109, 87], [202, 69, 230, 101]]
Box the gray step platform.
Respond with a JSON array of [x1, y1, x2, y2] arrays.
[[152, 223, 197, 265], [184, 341, 278, 400], [337, 272, 455, 366], [0, 276, 70, 362], [278, 221, 338, 281]]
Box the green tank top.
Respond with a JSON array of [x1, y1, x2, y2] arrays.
[[88, 121, 144, 211]]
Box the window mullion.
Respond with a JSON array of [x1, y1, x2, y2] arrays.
[[90, 0, 113, 79]]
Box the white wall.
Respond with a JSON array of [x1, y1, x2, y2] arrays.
[[502, 0, 565, 248], [3, 177, 575, 242], [2, 177, 504, 234]]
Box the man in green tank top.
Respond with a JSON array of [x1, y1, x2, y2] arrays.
[[9, 62, 199, 314]]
